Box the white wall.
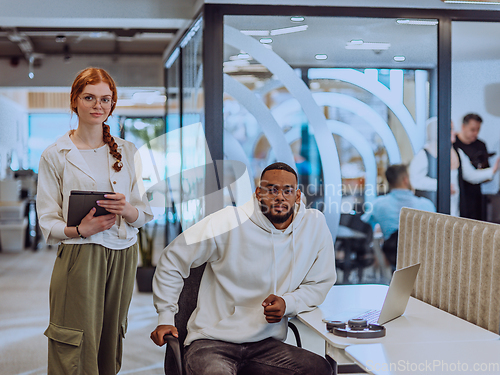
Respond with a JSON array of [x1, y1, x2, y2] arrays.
[[0, 96, 28, 179], [452, 59, 500, 194]]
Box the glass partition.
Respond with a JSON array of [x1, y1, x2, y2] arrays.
[[452, 21, 500, 222], [223, 15, 438, 237]]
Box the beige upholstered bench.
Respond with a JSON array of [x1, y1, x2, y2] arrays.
[[397, 207, 500, 334]]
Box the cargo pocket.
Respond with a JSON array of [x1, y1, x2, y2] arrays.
[[116, 320, 128, 372], [44, 322, 83, 375]]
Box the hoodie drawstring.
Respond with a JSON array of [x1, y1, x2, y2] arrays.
[[290, 229, 295, 291], [271, 228, 296, 296], [271, 229, 277, 295]]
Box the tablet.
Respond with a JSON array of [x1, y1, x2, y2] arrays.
[[67, 190, 114, 227]]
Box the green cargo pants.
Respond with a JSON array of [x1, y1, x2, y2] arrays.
[[44, 242, 138, 375]]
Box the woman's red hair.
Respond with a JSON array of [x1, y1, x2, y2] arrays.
[[70, 67, 122, 172]]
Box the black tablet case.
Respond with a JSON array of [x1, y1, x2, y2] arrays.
[[67, 190, 113, 227]]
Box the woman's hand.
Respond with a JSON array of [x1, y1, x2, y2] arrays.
[[97, 193, 139, 223], [77, 207, 116, 238]]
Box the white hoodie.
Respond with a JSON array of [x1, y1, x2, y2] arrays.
[[153, 194, 336, 346]]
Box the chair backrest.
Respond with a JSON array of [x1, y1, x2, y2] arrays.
[[397, 207, 500, 334], [164, 263, 206, 375]]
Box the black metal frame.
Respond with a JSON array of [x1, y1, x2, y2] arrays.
[[164, 3, 500, 218]]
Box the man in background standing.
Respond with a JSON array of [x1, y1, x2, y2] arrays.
[[453, 113, 492, 220]]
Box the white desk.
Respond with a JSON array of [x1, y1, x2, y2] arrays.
[[346, 340, 500, 375], [297, 285, 499, 363]]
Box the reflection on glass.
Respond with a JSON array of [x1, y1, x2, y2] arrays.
[[223, 15, 437, 235], [181, 18, 205, 230], [122, 117, 166, 223]]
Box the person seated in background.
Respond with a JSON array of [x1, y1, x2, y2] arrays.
[[362, 164, 435, 268], [453, 113, 492, 220], [409, 117, 499, 217], [150, 162, 335, 375]]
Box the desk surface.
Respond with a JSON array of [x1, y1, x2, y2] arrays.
[[346, 340, 500, 375], [297, 285, 499, 350]]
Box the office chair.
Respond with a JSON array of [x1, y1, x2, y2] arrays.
[[163, 264, 315, 375], [335, 213, 374, 284]]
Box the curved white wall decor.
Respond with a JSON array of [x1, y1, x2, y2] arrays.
[[308, 68, 423, 152], [271, 93, 402, 164], [224, 74, 296, 170], [223, 128, 255, 192], [283, 121, 378, 204], [225, 25, 342, 237]]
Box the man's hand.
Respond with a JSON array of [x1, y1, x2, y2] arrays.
[[262, 294, 286, 323], [150, 325, 178, 347]]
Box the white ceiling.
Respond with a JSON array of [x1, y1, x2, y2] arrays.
[[224, 16, 438, 69], [208, 0, 500, 11], [0, 0, 500, 86]]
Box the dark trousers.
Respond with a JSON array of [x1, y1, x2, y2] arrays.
[[184, 338, 333, 375], [382, 231, 398, 268]]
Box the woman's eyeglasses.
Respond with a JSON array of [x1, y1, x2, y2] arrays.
[[79, 95, 114, 109]]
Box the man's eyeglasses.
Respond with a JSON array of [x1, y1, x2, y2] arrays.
[[259, 186, 297, 198], [79, 95, 114, 109]]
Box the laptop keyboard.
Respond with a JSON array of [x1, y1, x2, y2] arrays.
[[354, 309, 381, 324]]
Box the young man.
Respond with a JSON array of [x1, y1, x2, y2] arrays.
[[151, 162, 335, 375], [453, 113, 491, 220], [363, 164, 435, 267]]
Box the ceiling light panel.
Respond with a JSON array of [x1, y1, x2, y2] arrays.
[[290, 16, 305, 22], [270, 25, 308, 36], [396, 19, 438, 26], [240, 30, 270, 36], [442, 0, 500, 3], [345, 41, 391, 50]]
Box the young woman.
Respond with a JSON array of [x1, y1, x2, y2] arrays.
[[37, 67, 153, 374]]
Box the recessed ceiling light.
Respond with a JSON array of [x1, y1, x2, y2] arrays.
[[241, 30, 270, 37], [260, 38, 273, 44], [393, 55, 406, 62], [397, 19, 438, 26], [345, 41, 391, 50], [442, 0, 500, 3], [270, 25, 308, 36], [290, 16, 305, 22], [315, 54, 328, 60]]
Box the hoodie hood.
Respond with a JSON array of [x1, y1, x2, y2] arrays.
[[239, 193, 305, 296], [241, 193, 305, 235]]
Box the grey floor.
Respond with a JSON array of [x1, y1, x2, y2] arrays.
[[0, 245, 165, 375], [0, 241, 387, 375]]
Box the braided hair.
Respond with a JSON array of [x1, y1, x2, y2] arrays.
[[70, 67, 123, 172]]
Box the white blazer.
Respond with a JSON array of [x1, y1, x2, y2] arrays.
[[36, 131, 153, 245]]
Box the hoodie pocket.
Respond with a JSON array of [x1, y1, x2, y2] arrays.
[[200, 306, 285, 343], [44, 322, 83, 375]]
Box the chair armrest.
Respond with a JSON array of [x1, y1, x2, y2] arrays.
[[287, 321, 302, 348], [164, 334, 183, 375]]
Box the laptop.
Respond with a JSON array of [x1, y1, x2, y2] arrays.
[[327, 263, 420, 325]]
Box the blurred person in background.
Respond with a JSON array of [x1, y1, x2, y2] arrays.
[[453, 113, 493, 220]]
